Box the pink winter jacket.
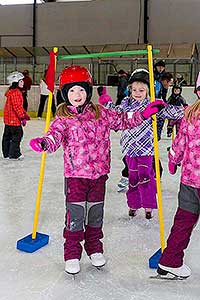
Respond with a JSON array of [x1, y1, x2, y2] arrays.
[[43, 104, 143, 179], [170, 117, 200, 188]]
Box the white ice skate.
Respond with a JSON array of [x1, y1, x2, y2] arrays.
[[65, 259, 80, 275], [90, 253, 106, 268], [156, 263, 191, 280], [117, 177, 129, 193]]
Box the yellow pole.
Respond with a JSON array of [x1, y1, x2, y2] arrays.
[[32, 47, 58, 239], [172, 126, 175, 141], [147, 45, 165, 251]]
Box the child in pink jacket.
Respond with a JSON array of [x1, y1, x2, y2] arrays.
[[157, 73, 200, 279], [29, 65, 164, 275]]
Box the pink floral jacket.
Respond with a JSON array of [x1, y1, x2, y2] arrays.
[[170, 117, 200, 188], [43, 104, 143, 179]]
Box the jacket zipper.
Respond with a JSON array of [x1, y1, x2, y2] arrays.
[[69, 153, 75, 170]]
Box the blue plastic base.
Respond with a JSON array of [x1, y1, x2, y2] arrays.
[[16, 232, 49, 253], [149, 248, 162, 269]]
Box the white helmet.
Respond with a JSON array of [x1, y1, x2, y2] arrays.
[[7, 71, 24, 85]]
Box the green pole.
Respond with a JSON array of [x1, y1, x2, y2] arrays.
[[58, 49, 160, 61]]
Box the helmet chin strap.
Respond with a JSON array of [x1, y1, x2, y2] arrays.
[[77, 101, 90, 114]]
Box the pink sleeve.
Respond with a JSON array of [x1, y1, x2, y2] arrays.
[[169, 118, 187, 164], [43, 118, 67, 153], [102, 106, 143, 130]]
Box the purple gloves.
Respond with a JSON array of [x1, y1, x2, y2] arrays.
[[141, 100, 166, 119], [21, 119, 27, 126], [24, 113, 30, 120], [21, 113, 30, 126], [168, 152, 177, 175], [29, 138, 46, 152], [97, 86, 113, 105]]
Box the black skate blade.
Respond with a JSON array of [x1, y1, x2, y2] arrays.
[[65, 270, 80, 279], [117, 188, 128, 193], [93, 263, 106, 271], [149, 274, 186, 281]]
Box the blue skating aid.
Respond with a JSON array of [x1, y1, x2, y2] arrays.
[[16, 232, 49, 253], [149, 248, 162, 269]]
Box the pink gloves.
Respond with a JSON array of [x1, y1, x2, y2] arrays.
[[168, 152, 177, 175], [141, 100, 166, 119], [97, 86, 113, 105], [98, 94, 113, 105], [29, 138, 46, 152]]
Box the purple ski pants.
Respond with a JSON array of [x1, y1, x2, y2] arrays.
[[159, 207, 199, 267], [63, 175, 108, 261], [159, 185, 200, 267], [125, 155, 157, 209]]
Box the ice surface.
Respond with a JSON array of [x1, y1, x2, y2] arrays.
[[0, 118, 199, 300]]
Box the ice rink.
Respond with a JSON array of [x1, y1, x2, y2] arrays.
[[0, 118, 200, 300]]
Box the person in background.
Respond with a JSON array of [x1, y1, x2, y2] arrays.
[[2, 71, 30, 160], [155, 72, 174, 141], [22, 69, 32, 111], [167, 84, 187, 137], [37, 70, 56, 119], [157, 73, 200, 279], [116, 69, 129, 106], [154, 60, 166, 82], [176, 73, 187, 86], [29, 65, 163, 275]]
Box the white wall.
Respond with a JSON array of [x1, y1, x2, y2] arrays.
[[149, 0, 200, 43], [0, 0, 200, 47]]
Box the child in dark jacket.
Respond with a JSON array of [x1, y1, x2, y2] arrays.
[[2, 71, 30, 160], [167, 84, 187, 137]]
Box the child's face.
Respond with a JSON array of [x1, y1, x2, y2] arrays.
[[131, 82, 148, 102], [173, 88, 181, 95], [18, 79, 24, 88], [68, 85, 87, 107], [156, 66, 165, 73]]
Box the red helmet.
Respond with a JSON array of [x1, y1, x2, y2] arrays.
[[59, 65, 93, 89]]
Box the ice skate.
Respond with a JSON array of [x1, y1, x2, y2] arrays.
[[128, 208, 137, 217], [152, 263, 191, 280], [145, 209, 153, 220], [117, 176, 129, 193], [65, 259, 80, 275], [90, 253, 106, 269]]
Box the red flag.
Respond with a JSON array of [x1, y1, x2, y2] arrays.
[[45, 50, 57, 93]]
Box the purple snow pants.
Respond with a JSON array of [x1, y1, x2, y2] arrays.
[[63, 175, 108, 261], [125, 155, 157, 209], [159, 185, 200, 267]]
